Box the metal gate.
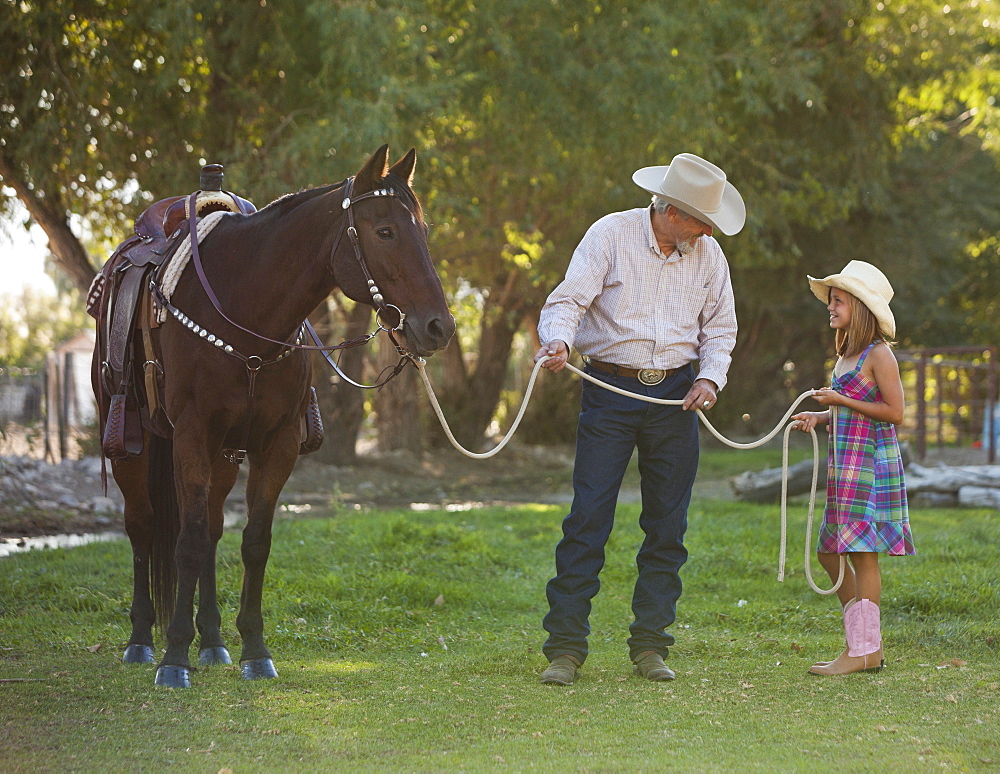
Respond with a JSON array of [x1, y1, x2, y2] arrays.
[[896, 346, 997, 463]]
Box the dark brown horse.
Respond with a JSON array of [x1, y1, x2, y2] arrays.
[[92, 146, 454, 687]]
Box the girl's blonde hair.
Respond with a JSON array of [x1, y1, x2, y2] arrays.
[[834, 289, 895, 357]]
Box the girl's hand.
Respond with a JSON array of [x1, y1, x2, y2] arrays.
[[791, 412, 820, 432], [811, 387, 842, 407]]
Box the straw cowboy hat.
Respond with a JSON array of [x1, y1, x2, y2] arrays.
[[632, 153, 746, 236], [807, 260, 896, 338]]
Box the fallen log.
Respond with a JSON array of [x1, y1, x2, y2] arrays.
[[958, 485, 1000, 508], [904, 463, 1000, 494], [908, 491, 959, 508], [732, 460, 1000, 507], [730, 459, 828, 503]]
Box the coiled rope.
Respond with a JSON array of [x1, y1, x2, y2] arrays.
[[415, 356, 845, 595]]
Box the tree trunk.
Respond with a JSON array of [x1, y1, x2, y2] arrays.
[[0, 156, 96, 294], [712, 297, 831, 439], [373, 335, 421, 453], [432, 291, 524, 451], [957, 486, 1000, 508], [311, 301, 372, 466]]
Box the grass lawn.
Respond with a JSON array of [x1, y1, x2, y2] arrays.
[[1, 473, 997, 772]]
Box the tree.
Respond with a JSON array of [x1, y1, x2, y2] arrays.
[[1, 0, 452, 454], [3, 0, 998, 451], [0, 1, 298, 290], [2, 0, 148, 291]]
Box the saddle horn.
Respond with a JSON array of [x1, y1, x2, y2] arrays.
[[200, 164, 224, 192]]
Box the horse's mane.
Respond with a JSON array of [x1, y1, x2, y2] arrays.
[[257, 179, 348, 215], [256, 174, 423, 223]]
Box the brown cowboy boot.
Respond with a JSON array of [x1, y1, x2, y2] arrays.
[[633, 651, 676, 681], [809, 599, 885, 676], [540, 654, 580, 685], [811, 598, 855, 669]]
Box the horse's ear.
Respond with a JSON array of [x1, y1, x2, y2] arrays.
[[355, 144, 390, 192], [388, 148, 417, 186]]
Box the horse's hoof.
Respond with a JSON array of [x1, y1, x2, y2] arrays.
[[122, 644, 156, 664], [199, 646, 232, 666], [154, 665, 192, 688], [240, 658, 278, 680]]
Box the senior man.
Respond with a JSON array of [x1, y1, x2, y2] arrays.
[[533, 152, 745, 685]]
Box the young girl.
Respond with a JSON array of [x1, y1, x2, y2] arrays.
[[792, 260, 915, 676]]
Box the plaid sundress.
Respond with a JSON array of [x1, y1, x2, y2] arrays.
[[817, 343, 915, 556]]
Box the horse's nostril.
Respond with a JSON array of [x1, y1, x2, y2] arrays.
[[427, 315, 456, 346]]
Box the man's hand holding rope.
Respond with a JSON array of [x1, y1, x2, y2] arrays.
[[683, 378, 717, 412], [534, 340, 570, 372]]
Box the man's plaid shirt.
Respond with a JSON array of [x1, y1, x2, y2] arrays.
[[537, 206, 737, 390]]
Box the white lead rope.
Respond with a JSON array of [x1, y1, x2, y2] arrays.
[[415, 356, 845, 595]]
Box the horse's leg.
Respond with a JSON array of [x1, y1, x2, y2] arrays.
[[112, 448, 157, 665], [196, 457, 239, 666], [154, 434, 214, 688], [236, 428, 300, 680]]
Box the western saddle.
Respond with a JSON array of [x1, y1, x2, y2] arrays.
[[89, 164, 323, 461]]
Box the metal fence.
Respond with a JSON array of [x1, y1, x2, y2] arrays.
[[0, 367, 44, 424], [0, 351, 97, 461], [4, 344, 997, 464], [896, 346, 997, 463]]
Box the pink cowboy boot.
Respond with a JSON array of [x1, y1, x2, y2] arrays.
[[808, 598, 884, 676]]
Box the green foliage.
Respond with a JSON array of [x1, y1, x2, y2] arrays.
[[2, 0, 168, 234], [0, 500, 997, 771], [2, 0, 998, 442]]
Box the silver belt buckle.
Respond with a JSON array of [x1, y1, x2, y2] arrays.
[[638, 369, 665, 385]]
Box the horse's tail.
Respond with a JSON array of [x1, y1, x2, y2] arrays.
[[147, 434, 178, 629]]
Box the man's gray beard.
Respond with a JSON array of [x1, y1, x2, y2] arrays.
[[676, 237, 699, 255]]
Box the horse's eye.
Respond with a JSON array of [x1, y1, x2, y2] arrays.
[[376, 227, 394, 240]]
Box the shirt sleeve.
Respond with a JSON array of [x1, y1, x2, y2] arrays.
[[536, 221, 612, 351], [695, 246, 738, 391]]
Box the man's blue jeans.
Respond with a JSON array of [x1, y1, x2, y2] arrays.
[[542, 363, 699, 664]]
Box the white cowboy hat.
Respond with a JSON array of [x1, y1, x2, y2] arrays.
[[632, 153, 746, 236], [807, 260, 896, 338]]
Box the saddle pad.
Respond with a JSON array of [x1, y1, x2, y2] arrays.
[[156, 210, 229, 322]]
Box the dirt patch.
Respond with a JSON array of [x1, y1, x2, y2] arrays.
[[0, 456, 124, 538], [288, 446, 578, 507], [0, 445, 580, 538], [4, 440, 991, 539], [0, 509, 122, 538]]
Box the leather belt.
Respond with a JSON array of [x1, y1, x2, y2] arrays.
[[586, 359, 676, 385]]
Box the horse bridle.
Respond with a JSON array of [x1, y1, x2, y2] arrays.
[[176, 176, 412, 353], [329, 176, 409, 335], [302, 175, 424, 387], [151, 177, 424, 381], [152, 177, 424, 463]]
